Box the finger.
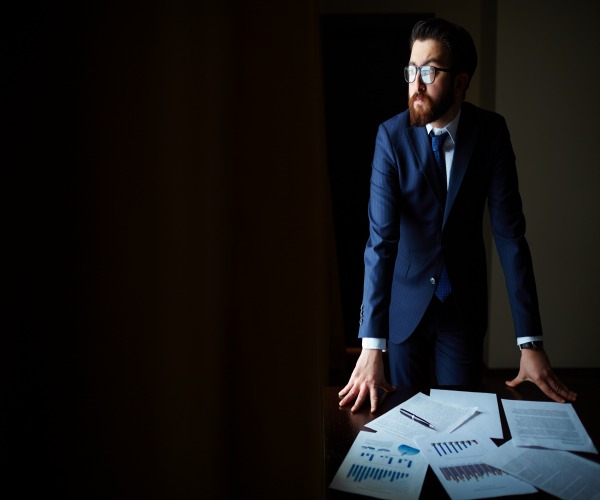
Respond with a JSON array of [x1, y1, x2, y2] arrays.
[[562, 387, 577, 402], [351, 388, 368, 413], [339, 381, 358, 406], [338, 382, 352, 399], [370, 386, 379, 413], [547, 378, 577, 403], [338, 380, 354, 398], [380, 383, 397, 393], [339, 386, 356, 407], [537, 378, 566, 403], [551, 379, 577, 402], [504, 375, 524, 388], [545, 387, 566, 403]]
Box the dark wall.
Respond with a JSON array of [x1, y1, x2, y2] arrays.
[[6, 2, 336, 498], [5, 2, 88, 494]]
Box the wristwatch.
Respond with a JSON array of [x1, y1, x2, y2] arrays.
[[519, 340, 544, 351]]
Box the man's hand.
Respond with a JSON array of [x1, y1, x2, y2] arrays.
[[505, 349, 577, 403], [338, 348, 395, 413]]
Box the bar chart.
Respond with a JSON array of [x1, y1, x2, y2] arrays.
[[431, 439, 479, 457], [347, 463, 410, 483], [330, 431, 429, 499], [439, 463, 504, 482], [415, 433, 537, 499]]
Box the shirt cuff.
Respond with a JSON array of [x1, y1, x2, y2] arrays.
[[516, 335, 544, 346], [362, 337, 387, 351]]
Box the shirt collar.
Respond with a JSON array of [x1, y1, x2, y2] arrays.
[[425, 108, 461, 144]]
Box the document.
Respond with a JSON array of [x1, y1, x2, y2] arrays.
[[501, 399, 597, 453], [366, 392, 478, 442], [329, 430, 429, 499], [430, 389, 503, 439], [483, 441, 600, 500], [414, 432, 537, 499]]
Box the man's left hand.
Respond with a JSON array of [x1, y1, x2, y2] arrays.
[[505, 349, 577, 403]]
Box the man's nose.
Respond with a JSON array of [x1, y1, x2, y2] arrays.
[[414, 69, 426, 89], [411, 76, 426, 92]]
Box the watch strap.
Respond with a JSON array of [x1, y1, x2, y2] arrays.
[[519, 340, 544, 351]]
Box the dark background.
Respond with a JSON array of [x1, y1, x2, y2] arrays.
[[5, 2, 333, 498], [5, 2, 88, 495]]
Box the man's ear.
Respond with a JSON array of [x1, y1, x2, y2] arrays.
[[454, 72, 469, 95]]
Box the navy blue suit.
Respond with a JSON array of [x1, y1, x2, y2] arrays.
[[358, 102, 542, 380]]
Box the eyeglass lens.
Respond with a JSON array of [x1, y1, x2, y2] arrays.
[[404, 66, 435, 84]]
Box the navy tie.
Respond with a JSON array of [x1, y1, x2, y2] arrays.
[[431, 131, 449, 198], [431, 131, 451, 302]]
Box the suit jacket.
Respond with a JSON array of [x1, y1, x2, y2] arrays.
[[358, 101, 542, 344]]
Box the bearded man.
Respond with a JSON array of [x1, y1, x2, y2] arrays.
[[338, 18, 576, 412]]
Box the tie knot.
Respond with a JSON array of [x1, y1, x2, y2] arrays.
[[430, 131, 449, 153]]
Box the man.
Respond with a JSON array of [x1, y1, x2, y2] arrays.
[[339, 18, 576, 413]]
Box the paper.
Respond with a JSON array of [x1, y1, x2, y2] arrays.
[[329, 430, 429, 499], [366, 392, 478, 442], [483, 441, 600, 500], [501, 399, 597, 453], [430, 389, 503, 439], [414, 432, 537, 499]]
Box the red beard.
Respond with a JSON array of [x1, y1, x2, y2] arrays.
[[408, 92, 434, 126], [408, 87, 455, 127]]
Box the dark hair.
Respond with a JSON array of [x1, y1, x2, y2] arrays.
[[410, 18, 478, 89]]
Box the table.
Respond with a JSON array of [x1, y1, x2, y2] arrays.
[[323, 369, 600, 499]]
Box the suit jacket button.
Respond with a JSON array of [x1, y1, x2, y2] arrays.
[[430, 277, 436, 285]]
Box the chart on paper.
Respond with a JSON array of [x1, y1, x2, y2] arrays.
[[439, 463, 504, 482], [330, 431, 429, 500], [346, 462, 412, 483], [430, 439, 480, 457], [346, 449, 415, 483], [414, 433, 537, 499]]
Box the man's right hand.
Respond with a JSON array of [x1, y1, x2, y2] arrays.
[[338, 348, 395, 413]]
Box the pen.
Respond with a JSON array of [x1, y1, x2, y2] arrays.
[[399, 408, 437, 430]]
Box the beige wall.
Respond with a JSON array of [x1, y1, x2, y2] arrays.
[[489, 0, 600, 367]]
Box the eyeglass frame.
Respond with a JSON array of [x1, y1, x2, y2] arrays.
[[404, 65, 453, 85]]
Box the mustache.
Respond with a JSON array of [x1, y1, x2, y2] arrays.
[[410, 92, 430, 103]]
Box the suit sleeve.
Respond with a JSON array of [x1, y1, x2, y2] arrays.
[[358, 123, 400, 341], [487, 116, 543, 339]]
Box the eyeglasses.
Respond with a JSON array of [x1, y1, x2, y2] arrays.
[[404, 65, 452, 85]]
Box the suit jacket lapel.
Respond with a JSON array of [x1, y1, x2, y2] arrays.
[[444, 105, 478, 227], [406, 126, 445, 213]]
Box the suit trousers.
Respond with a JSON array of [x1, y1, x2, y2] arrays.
[[387, 295, 484, 387]]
